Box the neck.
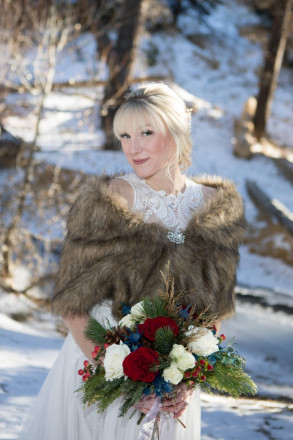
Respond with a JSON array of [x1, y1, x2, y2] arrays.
[[145, 165, 186, 195]]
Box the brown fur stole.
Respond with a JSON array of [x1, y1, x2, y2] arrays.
[[52, 175, 246, 320]]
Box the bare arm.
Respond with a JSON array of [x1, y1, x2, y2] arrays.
[[64, 315, 95, 361]]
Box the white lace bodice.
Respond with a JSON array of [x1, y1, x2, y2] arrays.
[[119, 174, 204, 232]]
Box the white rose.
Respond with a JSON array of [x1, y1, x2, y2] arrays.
[[104, 342, 130, 381], [130, 301, 145, 320], [176, 351, 196, 372], [187, 328, 219, 357], [163, 362, 184, 385], [169, 344, 186, 360], [130, 301, 145, 315], [119, 314, 136, 329]]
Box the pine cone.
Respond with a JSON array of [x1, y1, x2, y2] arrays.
[[118, 326, 131, 341], [105, 326, 131, 344], [105, 328, 121, 344]]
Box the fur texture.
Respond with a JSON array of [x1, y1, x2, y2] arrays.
[[52, 175, 246, 320]]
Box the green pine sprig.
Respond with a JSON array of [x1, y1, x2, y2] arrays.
[[154, 326, 176, 355], [84, 317, 108, 345], [118, 380, 147, 417], [140, 296, 168, 318], [204, 362, 258, 398], [80, 374, 125, 412]]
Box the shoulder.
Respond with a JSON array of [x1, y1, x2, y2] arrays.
[[191, 174, 243, 206], [187, 174, 246, 246], [190, 174, 245, 223], [200, 185, 217, 204], [66, 175, 133, 239], [108, 176, 134, 210], [73, 174, 133, 208]]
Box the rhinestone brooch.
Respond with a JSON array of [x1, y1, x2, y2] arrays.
[[167, 231, 185, 245]]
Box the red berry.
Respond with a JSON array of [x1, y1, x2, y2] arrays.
[[91, 351, 97, 359], [188, 380, 195, 386], [200, 375, 206, 381], [83, 360, 90, 368], [94, 346, 101, 353], [199, 359, 205, 365], [104, 343, 109, 348], [192, 371, 198, 377], [184, 372, 191, 378], [196, 366, 201, 372], [194, 360, 198, 366], [207, 364, 213, 371], [82, 376, 88, 382], [84, 371, 91, 378], [220, 334, 226, 341], [78, 369, 84, 376]]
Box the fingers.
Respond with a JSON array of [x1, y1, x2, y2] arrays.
[[160, 398, 188, 414], [173, 404, 187, 419], [160, 385, 194, 416], [133, 386, 194, 418], [161, 388, 193, 408], [133, 394, 156, 414]]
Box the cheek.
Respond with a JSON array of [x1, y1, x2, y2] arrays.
[[147, 140, 170, 156], [120, 141, 130, 155]]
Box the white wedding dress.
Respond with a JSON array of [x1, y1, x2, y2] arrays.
[[19, 174, 204, 440]]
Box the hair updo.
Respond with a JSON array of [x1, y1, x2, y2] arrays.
[[113, 82, 192, 170]]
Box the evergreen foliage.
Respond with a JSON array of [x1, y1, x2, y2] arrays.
[[81, 374, 125, 411], [154, 327, 175, 354], [206, 362, 258, 398], [118, 380, 147, 417], [84, 317, 108, 345], [140, 295, 168, 318]]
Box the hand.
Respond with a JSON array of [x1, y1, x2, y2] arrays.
[[133, 393, 157, 416], [160, 384, 194, 418], [133, 384, 194, 419]]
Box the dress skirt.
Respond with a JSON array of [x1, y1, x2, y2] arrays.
[[18, 302, 201, 440]]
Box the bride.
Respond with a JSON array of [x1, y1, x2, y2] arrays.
[[19, 82, 245, 439]]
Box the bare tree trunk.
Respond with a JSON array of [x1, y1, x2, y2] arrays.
[[254, 0, 293, 140], [101, 0, 143, 150]]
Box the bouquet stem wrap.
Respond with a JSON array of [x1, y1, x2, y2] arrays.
[[138, 397, 175, 440]]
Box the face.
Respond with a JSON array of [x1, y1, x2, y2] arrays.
[[119, 122, 176, 179]]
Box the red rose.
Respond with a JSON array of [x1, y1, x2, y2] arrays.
[[123, 347, 159, 382], [138, 317, 179, 342]]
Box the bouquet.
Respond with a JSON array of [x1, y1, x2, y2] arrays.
[[77, 279, 257, 428]]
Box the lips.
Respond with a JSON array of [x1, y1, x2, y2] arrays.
[[133, 158, 149, 165]]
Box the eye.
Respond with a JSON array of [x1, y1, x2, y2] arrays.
[[120, 133, 130, 139], [142, 130, 153, 137]]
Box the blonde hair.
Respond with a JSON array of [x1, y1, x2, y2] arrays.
[[113, 82, 192, 170]]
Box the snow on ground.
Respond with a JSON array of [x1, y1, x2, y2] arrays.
[[1, 0, 293, 438], [0, 311, 62, 440]]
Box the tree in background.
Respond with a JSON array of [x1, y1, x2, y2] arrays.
[[254, 0, 293, 139], [100, 0, 143, 150], [0, 1, 79, 282]]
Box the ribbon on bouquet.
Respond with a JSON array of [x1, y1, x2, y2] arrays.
[[137, 397, 175, 440]]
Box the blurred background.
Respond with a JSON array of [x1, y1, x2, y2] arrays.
[[0, 1, 293, 439]]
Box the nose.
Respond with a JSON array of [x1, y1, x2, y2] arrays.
[[128, 136, 142, 154]]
